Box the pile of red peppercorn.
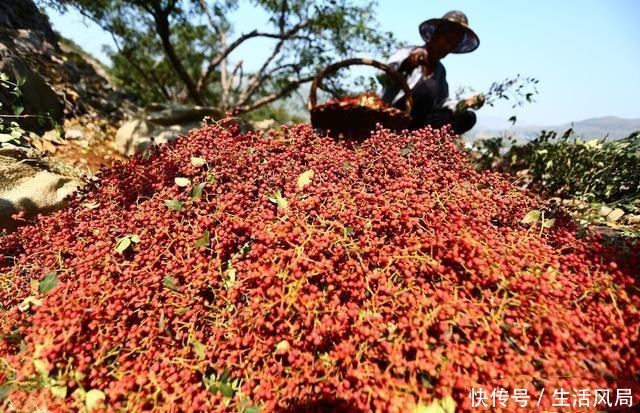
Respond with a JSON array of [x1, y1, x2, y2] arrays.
[[1, 120, 638, 412], [325, 93, 391, 110]]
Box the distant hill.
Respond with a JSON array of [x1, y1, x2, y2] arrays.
[[468, 116, 640, 142]]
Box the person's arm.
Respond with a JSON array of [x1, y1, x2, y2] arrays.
[[386, 47, 413, 66], [380, 47, 429, 104], [431, 63, 485, 113], [380, 47, 412, 103]]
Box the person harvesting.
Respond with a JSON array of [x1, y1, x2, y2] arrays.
[[381, 10, 485, 134]]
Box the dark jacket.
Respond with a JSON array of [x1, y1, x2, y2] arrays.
[[380, 47, 454, 123]]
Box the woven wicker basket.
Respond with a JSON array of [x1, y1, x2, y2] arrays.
[[308, 58, 413, 140]]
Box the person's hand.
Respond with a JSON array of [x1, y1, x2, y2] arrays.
[[406, 48, 428, 69], [455, 94, 485, 114], [465, 94, 485, 110]]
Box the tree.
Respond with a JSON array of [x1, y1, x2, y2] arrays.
[[43, 0, 395, 113]]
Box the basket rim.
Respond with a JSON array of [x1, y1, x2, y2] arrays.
[[310, 102, 411, 119], [307, 58, 413, 116]]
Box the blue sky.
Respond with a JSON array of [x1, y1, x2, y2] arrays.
[[47, 1, 640, 126]]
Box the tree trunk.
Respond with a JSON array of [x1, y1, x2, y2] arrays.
[[153, 12, 205, 105]]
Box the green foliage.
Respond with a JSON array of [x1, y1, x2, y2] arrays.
[[453, 74, 539, 126], [194, 230, 210, 247], [163, 275, 181, 292], [164, 199, 184, 211], [0, 72, 26, 116], [483, 74, 539, 109], [38, 271, 59, 294], [42, 0, 395, 113], [114, 234, 141, 253], [204, 369, 242, 398], [1, 73, 31, 148], [105, 18, 221, 105], [471, 130, 640, 211], [0, 71, 62, 147]]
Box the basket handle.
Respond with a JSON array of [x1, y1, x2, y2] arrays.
[[307, 58, 413, 114]]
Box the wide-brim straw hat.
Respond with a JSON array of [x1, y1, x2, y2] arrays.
[[419, 10, 480, 54]]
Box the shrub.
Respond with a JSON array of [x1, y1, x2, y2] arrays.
[[1, 122, 639, 412], [471, 130, 640, 211]]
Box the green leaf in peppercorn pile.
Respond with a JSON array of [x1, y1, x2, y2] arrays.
[[163, 276, 181, 292], [164, 200, 184, 211], [38, 272, 58, 294]]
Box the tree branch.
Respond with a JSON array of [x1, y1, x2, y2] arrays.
[[164, 0, 179, 15], [236, 39, 286, 106], [197, 0, 223, 35], [198, 19, 312, 93], [130, 0, 154, 15], [150, 5, 205, 105], [234, 75, 314, 114], [198, 29, 259, 90], [229, 60, 244, 106], [278, 0, 288, 34], [235, 1, 292, 106], [109, 33, 171, 100], [267, 62, 304, 76], [196, 0, 231, 108]]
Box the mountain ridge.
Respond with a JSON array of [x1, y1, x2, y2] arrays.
[[469, 115, 640, 141]]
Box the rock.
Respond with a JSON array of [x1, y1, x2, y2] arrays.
[[0, 0, 59, 47], [252, 119, 277, 131], [144, 103, 222, 126], [588, 225, 620, 239], [115, 117, 201, 156], [626, 214, 640, 225], [115, 104, 222, 156], [115, 119, 152, 156], [0, 148, 82, 230], [64, 129, 85, 139], [598, 205, 613, 217], [153, 123, 200, 144], [0, 45, 64, 132], [1, 0, 136, 138], [562, 198, 588, 209], [605, 208, 625, 223]]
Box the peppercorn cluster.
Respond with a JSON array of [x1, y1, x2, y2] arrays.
[[1, 121, 638, 412]]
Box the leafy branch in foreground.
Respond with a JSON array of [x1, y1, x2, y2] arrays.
[[0, 71, 63, 149], [470, 129, 640, 211]]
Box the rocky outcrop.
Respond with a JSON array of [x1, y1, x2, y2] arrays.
[[0, 0, 134, 134], [0, 0, 59, 47], [0, 0, 135, 228], [115, 104, 222, 156], [0, 44, 64, 133]]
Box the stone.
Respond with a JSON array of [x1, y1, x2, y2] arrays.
[[626, 215, 640, 225], [605, 208, 625, 223], [0, 0, 59, 47], [598, 205, 613, 217], [114, 104, 223, 156], [64, 129, 85, 139], [115, 119, 152, 156], [252, 119, 277, 131], [115, 117, 201, 156], [562, 198, 588, 209], [1, 0, 136, 140], [0, 46, 64, 132], [144, 104, 222, 126]]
